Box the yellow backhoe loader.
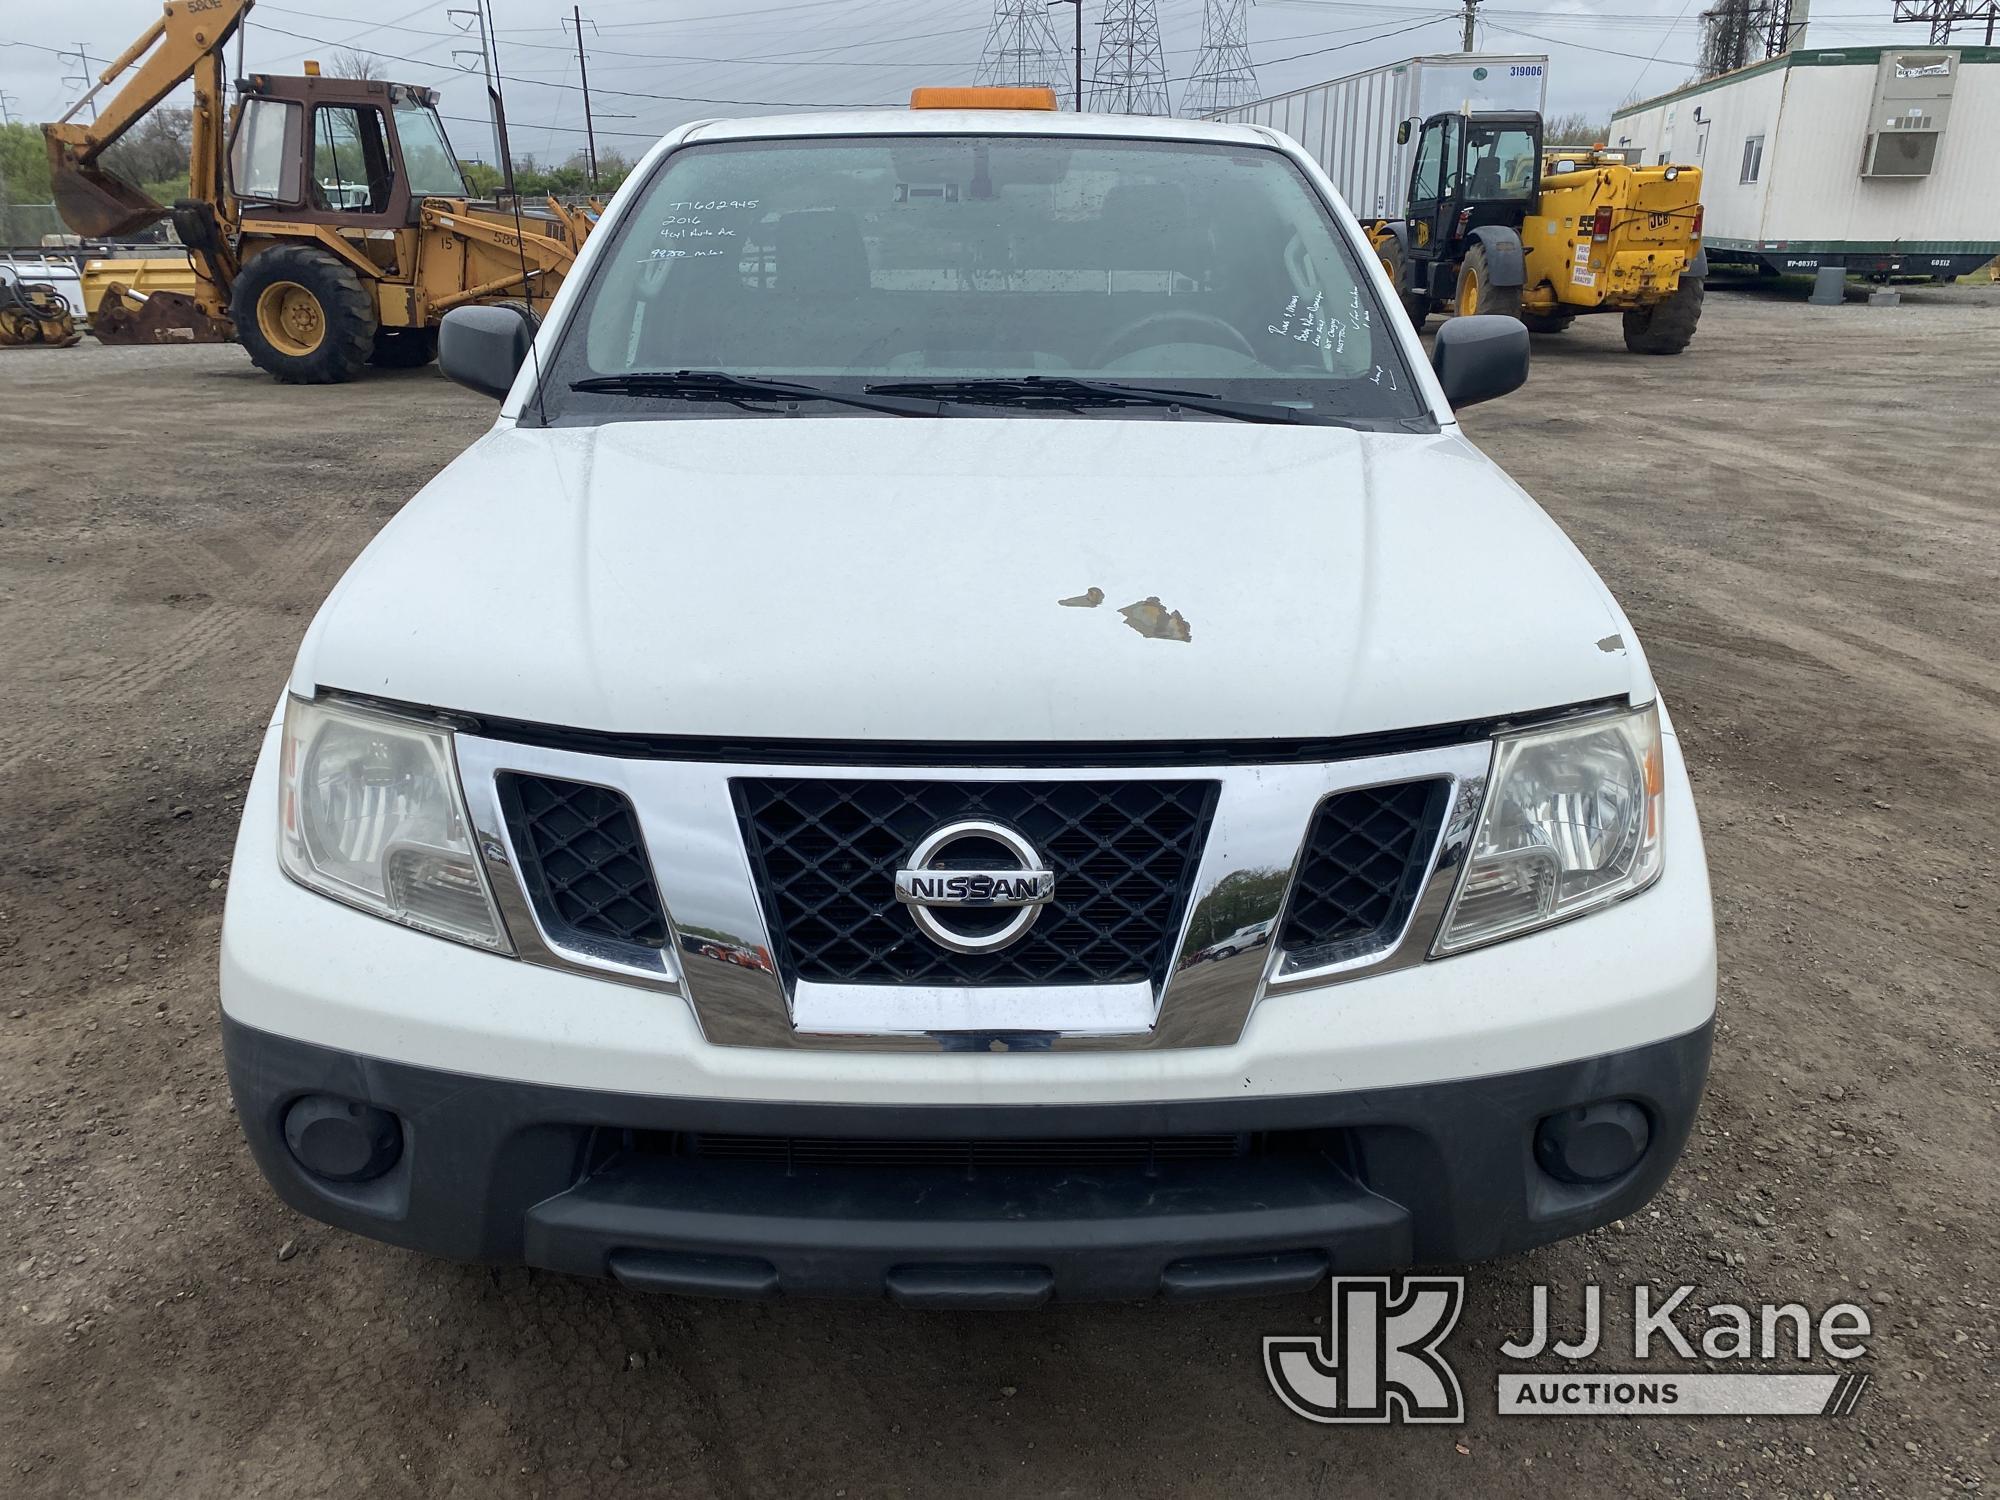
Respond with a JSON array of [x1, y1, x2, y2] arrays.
[[44, 0, 591, 382]]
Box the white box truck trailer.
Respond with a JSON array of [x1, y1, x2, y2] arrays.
[[1207, 53, 1550, 219], [1610, 45, 1999, 280]]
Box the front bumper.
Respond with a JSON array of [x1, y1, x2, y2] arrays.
[[224, 1017, 1711, 1305]]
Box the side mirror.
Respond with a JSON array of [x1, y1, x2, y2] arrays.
[[1430, 314, 1530, 408], [438, 303, 537, 400], [1396, 120, 1412, 146]]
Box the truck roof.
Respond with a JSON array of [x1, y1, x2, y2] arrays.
[[682, 108, 1283, 150]]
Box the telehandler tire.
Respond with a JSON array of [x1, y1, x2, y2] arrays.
[[368, 328, 438, 368], [232, 245, 377, 384], [1623, 276, 1704, 355], [1454, 245, 1522, 320], [1377, 237, 1433, 331]]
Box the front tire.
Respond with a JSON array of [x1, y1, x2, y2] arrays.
[[1455, 245, 1523, 319], [1623, 277, 1704, 355], [1377, 236, 1433, 331], [231, 244, 377, 384]]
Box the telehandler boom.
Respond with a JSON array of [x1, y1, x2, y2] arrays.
[[44, 0, 590, 381]]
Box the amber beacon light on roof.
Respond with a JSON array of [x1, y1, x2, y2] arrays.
[[909, 86, 1059, 110]]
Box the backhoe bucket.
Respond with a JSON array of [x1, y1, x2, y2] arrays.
[[46, 138, 167, 240], [91, 285, 233, 346]]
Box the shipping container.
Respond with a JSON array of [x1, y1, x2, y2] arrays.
[[1611, 46, 2000, 279], [1207, 53, 1550, 219]]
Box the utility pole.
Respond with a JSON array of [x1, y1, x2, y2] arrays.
[[63, 46, 99, 121], [1048, 0, 1083, 110], [0, 90, 18, 126], [450, 3, 514, 196], [565, 7, 600, 188], [1460, 0, 1480, 53]]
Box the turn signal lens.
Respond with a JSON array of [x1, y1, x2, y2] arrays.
[[1592, 207, 1614, 242]]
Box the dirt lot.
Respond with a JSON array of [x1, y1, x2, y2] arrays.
[[2, 283, 1996, 1498]]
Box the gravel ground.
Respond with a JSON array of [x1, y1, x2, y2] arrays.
[[1, 281, 1995, 1498]]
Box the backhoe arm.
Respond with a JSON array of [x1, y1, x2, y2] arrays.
[[43, 0, 255, 238]]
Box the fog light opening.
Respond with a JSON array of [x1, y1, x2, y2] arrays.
[[1534, 1100, 1651, 1186], [283, 1094, 403, 1183]]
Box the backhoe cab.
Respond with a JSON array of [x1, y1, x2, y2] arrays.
[[1371, 109, 1707, 356], [43, 0, 590, 383]]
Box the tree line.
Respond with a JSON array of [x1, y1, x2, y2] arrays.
[[1, 112, 631, 228]]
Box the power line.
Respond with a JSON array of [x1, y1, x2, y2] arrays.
[[1480, 18, 1697, 67], [1249, 15, 1457, 70], [247, 19, 895, 109], [1621, 0, 1701, 106]]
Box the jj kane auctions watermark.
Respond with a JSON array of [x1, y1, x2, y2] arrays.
[[1265, 1277, 1874, 1423]]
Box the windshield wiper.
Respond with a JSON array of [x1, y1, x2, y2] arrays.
[[863, 376, 1306, 425], [570, 370, 949, 417]]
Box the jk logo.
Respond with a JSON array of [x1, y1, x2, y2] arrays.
[[1264, 1276, 1466, 1424]]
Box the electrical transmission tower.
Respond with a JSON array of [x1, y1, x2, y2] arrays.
[[1696, 0, 1760, 76], [1892, 0, 1998, 43], [976, 0, 1076, 110], [1181, 0, 1259, 116], [1699, 0, 1837, 76], [1757, 0, 1809, 55], [1090, 0, 1172, 116]]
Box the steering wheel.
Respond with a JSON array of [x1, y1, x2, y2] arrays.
[[1090, 309, 1256, 368]]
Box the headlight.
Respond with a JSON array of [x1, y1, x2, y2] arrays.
[[278, 695, 512, 952], [1436, 702, 1663, 954]]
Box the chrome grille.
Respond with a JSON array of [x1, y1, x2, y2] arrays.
[[1277, 779, 1450, 970], [732, 778, 1217, 986], [500, 774, 668, 950]]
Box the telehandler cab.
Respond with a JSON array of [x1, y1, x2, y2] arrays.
[[1370, 110, 1708, 355]]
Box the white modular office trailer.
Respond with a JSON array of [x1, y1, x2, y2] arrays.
[[1611, 46, 2000, 279], [1207, 54, 1550, 220]]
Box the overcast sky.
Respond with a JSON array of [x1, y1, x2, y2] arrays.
[[1, 0, 1930, 163]]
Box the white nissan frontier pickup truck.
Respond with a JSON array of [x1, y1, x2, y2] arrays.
[[220, 89, 1714, 1307]]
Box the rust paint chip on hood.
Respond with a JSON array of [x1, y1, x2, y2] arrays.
[[1058, 586, 1105, 608], [1120, 596, 1192, 643]]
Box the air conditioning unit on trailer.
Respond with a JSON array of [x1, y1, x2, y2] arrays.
[[1862, 50, 1956, 179]]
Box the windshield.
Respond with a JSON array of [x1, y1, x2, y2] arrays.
[[392, 101, 469, 198], [545, 134, 1425, 425], [1465, 126, 1538, 202]]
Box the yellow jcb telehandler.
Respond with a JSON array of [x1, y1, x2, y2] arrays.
[[44, 0, 591, 382], [1370, 111, 1707, 355]]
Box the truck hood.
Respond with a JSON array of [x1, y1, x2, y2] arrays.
[[296, 417, 1651, 743]]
